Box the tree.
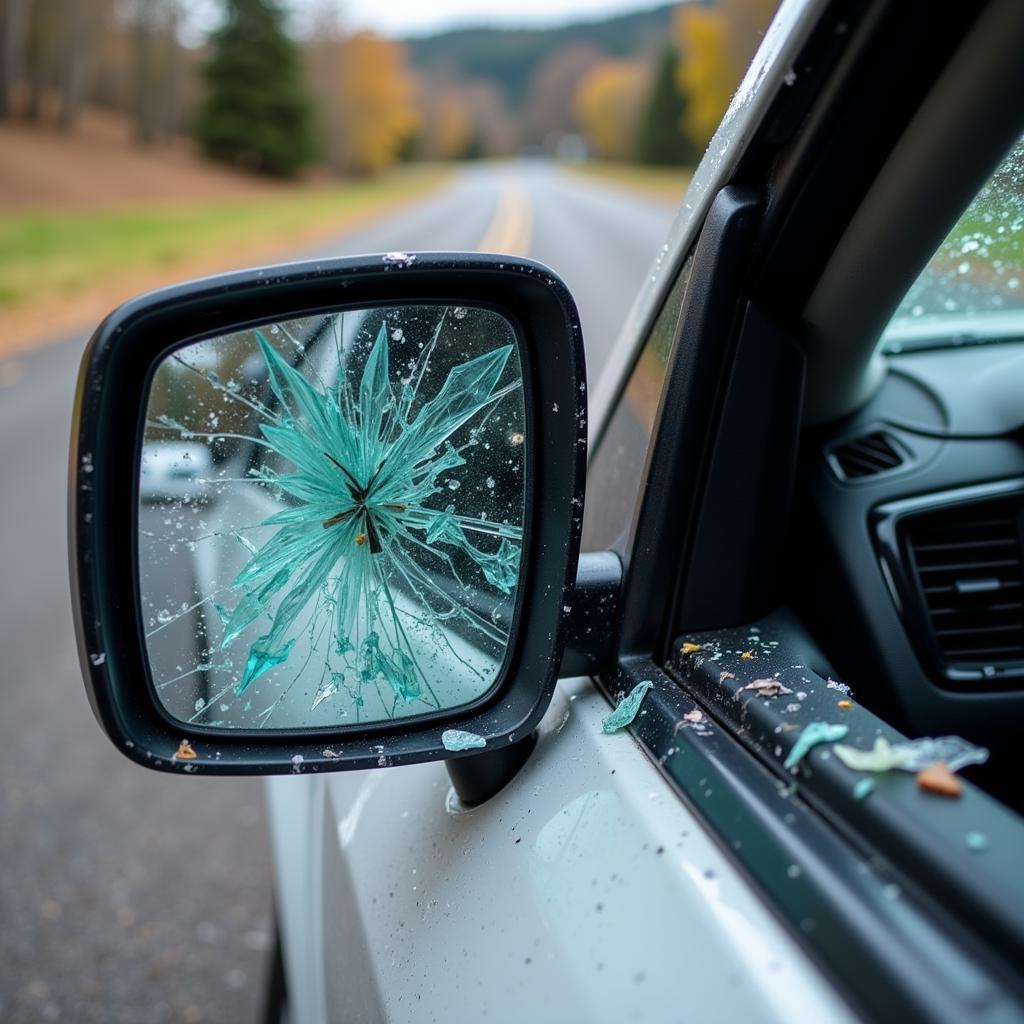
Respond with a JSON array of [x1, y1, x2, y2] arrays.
[[523, 44, 605, 149], [320, 32, 418, 175], [417, 81, 472, 161], [0, 0, 30, 117], [634, 45, 696, 166], [675, 0, 779, 151], [195, 0, 315, 177], [573, 60, 646, 160]]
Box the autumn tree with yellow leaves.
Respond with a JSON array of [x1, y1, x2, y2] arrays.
[[572, 59, 647, 160], [674, 0, 778, 150], [309, 28, 419, 176]]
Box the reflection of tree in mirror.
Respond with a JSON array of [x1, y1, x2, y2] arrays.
[[141, 307, 526, 729]]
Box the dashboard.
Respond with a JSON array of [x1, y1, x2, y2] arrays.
[[797, 340, 1024, 807]]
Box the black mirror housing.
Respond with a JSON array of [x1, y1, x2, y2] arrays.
[[70, 253, 586, 775]]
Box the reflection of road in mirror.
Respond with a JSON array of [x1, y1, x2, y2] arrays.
[[139, 305, 527, 731]]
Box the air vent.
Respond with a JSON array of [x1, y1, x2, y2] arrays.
[[829, 431, 906, 481], [905, 502, 1024, 669]]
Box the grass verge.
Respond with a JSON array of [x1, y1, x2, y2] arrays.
[[0, 166, 450, 358]]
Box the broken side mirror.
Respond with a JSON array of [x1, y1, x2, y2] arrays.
[[70, 254, 588, 777]]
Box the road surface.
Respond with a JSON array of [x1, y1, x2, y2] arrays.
[[0, 160, 677, 1024]]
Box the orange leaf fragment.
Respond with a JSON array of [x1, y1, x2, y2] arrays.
[[173, 739, 197, 761], [837, 699, 853, 710], [916, 761, 962, 797], [681, 642, 702, 655], [740, 651, 754, 661]]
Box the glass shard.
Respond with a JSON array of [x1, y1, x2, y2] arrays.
[[783, 722, 848, 771], [601, 680, 654, 734], [442, 729, 487, 752]]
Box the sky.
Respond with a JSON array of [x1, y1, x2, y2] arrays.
[[288, 0, 671, 37], [181, 0, 671, 47], [298, 0, 669, 38]]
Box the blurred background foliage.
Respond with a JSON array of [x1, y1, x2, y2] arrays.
[[0, 0, 778, 351], [0, 0, 778, 177]]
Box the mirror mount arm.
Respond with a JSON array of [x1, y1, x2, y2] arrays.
[[445, 552, 622, 805], [559, 551, 622, 678], [446, 732, 538, 806]]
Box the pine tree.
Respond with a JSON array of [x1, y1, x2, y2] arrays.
[[195, 0, 315, 178], [634, 46, 697, 167]]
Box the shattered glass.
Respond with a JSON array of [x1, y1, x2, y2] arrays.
[[783, 722, 848, 771], [601, 680, 653, 734], [138, 305, 527, 730]]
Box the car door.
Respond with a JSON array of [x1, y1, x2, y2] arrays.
[[267, 0, 1024, 1021]]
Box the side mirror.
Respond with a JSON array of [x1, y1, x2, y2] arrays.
[[70, 253, 587, 776]]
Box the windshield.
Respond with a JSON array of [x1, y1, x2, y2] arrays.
[[881, 137, 1024, 353]]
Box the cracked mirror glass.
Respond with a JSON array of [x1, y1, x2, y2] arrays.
[[138, 305, 526, 730]]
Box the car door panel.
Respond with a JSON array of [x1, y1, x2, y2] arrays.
[[290, 675, 857, 1024]]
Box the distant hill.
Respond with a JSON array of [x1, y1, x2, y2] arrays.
[[404, 4, 676, 109]]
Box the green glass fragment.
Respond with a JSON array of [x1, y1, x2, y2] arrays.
[[783, 722, 849, 770], [602, 680, 654, 734], [442, 729, 487, 751], [834, 737, 907, 773], [852, 777, 876, 801], [965, 831, 990, 852], [236, 638, 296, 696]]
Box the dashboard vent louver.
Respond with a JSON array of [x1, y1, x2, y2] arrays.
[[906, 502, 1024, 667], [829, 431, 905, 481]]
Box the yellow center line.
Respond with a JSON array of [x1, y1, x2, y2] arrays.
[[477, 180, 533, 257]]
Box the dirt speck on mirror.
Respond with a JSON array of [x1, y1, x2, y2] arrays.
[[139, 305, 527, 731]]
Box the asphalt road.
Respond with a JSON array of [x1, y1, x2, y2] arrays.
[[0, 160, 676, 1023]]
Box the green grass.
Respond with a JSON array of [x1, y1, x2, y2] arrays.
[[567, 161, 692, 204], [0, 167, 450, 312]]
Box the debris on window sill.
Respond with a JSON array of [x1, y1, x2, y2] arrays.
[[834, 737, 906, 773], [172, 739, 197, 761], [965, 831, 990, 852], [442, 729, 487, 752], [889, 736, 989, 774], [915, 762, 962, 798], [741, 678, 793, 698], [852, 777, 876, 800], [783, 721, 849, 770], [602, 680, 654, 734]]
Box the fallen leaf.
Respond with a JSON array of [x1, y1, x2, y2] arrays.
[[740, 651, 754, 661], [173, 739, 197, 761], [837, 699, 853, 710], [742, 678, 793, 697], [916, 761, 962, 797], [681, 642, 702, 655]]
